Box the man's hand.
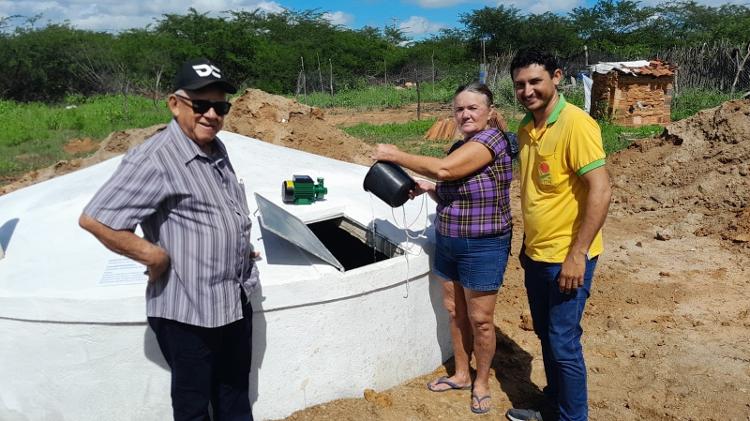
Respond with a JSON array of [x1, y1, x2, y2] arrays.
[[556, 166, 611, 294], [79, 214, 172, 283], [145, 245, 170, 283], [558, 250, 586, 294]]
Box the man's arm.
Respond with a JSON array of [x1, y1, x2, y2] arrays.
[[79, 214, 170, 283], [557, 166, 611, 293]]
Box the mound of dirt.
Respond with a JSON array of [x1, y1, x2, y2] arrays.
[[63, 138, 99, 155], [224, 88, 373, 165], [1, 89, 377, 196], [608, 98, 750, 244]]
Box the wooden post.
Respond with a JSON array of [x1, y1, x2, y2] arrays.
[[300, 56, 307, 100], [730, 42, 750, 96], [584, 45, 589, 67], [384, 57, 388, 85], [317, 52, 324, 93], [329, 58, 334, 96], [415, 69, 421, 121], [431, 50, 435, 94], [492, 54, 499, 89]]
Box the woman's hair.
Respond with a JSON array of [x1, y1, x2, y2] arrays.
[[454, 82, 494, 107], [454, 82, 507, 130]]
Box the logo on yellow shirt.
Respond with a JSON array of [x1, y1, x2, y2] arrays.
[[538, 161, 553, 185]]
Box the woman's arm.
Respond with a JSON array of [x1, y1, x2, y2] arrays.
[[372, 141, 493, 181]]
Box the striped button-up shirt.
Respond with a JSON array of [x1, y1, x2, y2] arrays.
[[435, 128, 513, 237], [83, 120, 258, 328]]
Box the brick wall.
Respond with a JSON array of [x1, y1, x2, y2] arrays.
[[591, 72, 673, 126]]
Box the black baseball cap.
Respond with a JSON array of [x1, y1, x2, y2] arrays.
[[173, 58, 237, 94]]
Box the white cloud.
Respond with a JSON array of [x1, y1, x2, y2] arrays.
[[398, 15, 447, 36], [2, 1, 287, 32], [251, 1, 286, 14], [322, 11, 354, 26], [500, 0, 582, 14]]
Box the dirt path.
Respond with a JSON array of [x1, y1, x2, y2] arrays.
[[279, 100, 750, 421], [323, 102, 450, 127], [279, 185, 750, 421]]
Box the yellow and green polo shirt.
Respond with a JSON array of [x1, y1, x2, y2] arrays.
[[517, 94, 606, 263]]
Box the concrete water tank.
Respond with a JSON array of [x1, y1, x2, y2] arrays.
[[0, 132, 450, 420]]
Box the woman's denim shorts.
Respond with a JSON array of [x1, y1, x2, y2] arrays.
[[433, 230, 511, 292]]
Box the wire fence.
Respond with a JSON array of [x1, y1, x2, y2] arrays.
[[290, 41, 750, 108]]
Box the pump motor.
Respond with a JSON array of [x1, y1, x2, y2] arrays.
[[282, 175, 328, 205]]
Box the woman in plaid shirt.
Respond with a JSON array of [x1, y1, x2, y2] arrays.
[[372, 82, 513, 415]]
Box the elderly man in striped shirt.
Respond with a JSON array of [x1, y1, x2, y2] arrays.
[[79, 58, 259, 421]]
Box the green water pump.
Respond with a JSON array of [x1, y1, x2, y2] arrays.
[[281, 175, 328, 205]]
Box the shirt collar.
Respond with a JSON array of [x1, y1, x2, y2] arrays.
[[167, 119, 228, 165], [519, 93, 567, 131]]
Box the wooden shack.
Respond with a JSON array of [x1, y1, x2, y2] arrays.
[[590, 60, 676, 126]]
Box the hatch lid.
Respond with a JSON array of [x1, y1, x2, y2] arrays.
[[254, 193, 345, 272]]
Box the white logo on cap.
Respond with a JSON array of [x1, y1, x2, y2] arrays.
[[192, 64, 222, 78]]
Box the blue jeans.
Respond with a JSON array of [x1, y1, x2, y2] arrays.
[[521, 253, 598, 421]]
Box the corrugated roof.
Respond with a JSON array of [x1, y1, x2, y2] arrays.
[[592, 59, 676, 76]]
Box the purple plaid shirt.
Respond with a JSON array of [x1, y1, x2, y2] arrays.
[[435, 128, 513, 237]]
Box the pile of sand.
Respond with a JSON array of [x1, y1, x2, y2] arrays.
[[224, 88, 373, 165], [608, 98, 750, 244], [0, 89, 375, 195]]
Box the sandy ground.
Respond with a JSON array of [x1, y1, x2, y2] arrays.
[[279, 99, 750, 421], [323, 102, 450, 127], [3, 92, 749, 420]]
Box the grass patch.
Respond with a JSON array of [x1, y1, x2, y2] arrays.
[[671, 88, 741, 121], [342, 114, 661, 159], [600, 122, 663, 155], [0, 84, 735, 187], [0, 95, 170, 182], [341, 118, 454, 157], [297, 83, 454, 109]]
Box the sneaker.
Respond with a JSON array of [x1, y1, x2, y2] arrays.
[[506, 408, 543, 421]]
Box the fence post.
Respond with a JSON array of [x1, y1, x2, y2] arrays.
[[415, 69, 421, 121], [584, 45, 589, 67], [300, 56, 307, 100], [730, 42, 750, 96], [384, 57, 388, 85], [317, 52, 324, 93], [329, 58, 334, 96], [431, 50, 435, 95]]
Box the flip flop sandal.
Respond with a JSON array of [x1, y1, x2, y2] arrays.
[[471, 393, 491, 414], [426, 376, 472, 392]]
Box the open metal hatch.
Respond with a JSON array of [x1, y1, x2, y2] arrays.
[[254, 193, 403, 272]]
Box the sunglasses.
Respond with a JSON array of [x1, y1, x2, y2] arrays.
[[175, 94, 232, 116]]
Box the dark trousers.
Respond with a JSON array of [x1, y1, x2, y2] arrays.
[[148, 299, 253, 421]]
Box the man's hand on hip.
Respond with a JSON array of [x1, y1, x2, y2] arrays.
[[145, 245, 171, 283]]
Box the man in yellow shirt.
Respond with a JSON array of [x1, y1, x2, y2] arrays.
[[505, 49, 612, 421]]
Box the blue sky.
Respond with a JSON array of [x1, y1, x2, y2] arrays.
[[2, 0, 743, 38]]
